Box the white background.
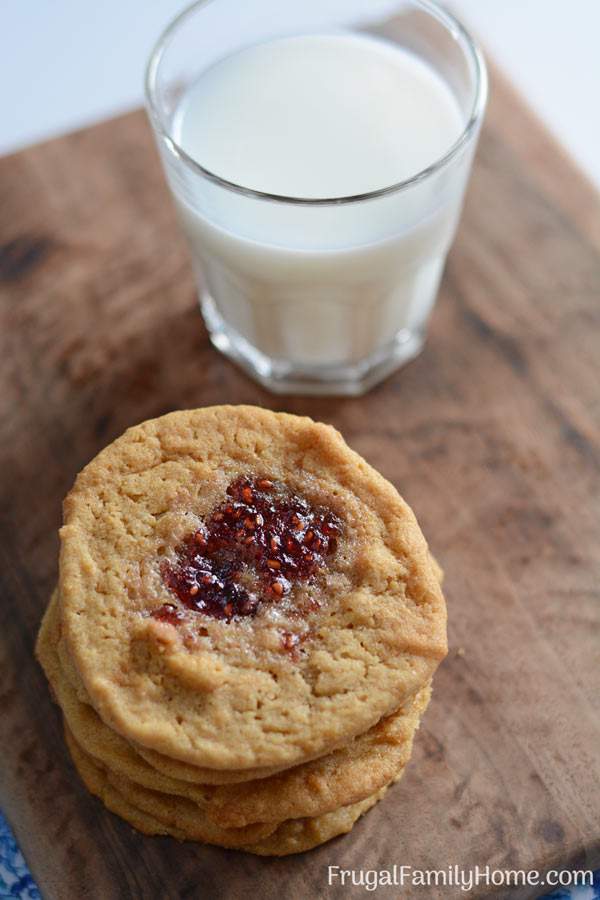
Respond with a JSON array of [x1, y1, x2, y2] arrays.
[[2, 1, 599, 188]]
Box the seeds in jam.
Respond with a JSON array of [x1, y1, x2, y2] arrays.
[[155, 476, 341, 623], [151, 603, 186, 625]]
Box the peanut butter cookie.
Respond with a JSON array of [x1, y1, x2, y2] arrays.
[[57, 406, 446, 772]]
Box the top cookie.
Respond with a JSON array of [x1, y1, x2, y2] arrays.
[[59, 406, 446, 771]]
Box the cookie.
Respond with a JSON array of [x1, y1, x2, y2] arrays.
[[127, 546, 441, 787], [39, 590, 430, 827], [65, 728, 390, 856], [45, 594, 290, 786], [64, 729, 276, 847], [198, 685, 428, 829], [58, 406, 446, 771], [245, 789, 387, 857]]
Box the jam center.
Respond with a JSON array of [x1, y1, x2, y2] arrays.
[[155, 476, 341, 622]]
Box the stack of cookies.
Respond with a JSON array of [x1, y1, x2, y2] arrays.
[[36, 406, 446, 855]]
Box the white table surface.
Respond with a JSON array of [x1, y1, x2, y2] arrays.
[[2, 1, 599, 189]]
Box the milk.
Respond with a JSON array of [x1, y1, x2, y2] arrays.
[[166, 33, 472, 378], [174, 34, 463, 198]]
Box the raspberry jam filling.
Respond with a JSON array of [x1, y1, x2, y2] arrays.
[[155, 476, 341, 623]]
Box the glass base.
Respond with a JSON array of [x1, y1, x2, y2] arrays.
[[201, 293, 425, 397]]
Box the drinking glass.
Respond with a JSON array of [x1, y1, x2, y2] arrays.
[[145, 0, 487, 395]]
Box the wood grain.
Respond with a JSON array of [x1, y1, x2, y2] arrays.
[[1, 61, 599, 899]]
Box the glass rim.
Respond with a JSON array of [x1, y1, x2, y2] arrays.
[[144, 0, 488, 207]]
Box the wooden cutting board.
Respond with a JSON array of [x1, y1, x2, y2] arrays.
[[1, 54, 599, 899]]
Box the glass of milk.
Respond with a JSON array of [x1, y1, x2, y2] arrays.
[[145, 0, 487, 396]]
